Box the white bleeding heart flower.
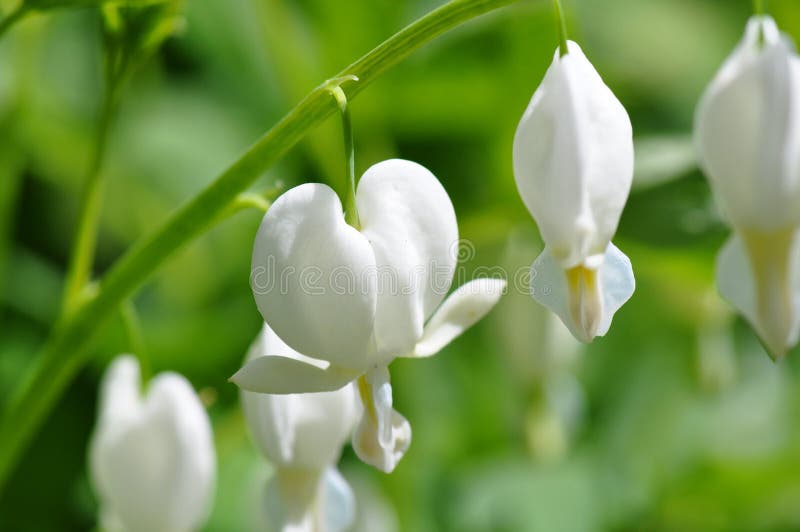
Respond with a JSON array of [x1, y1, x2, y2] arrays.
[[696, 15, 800, 358], [232, 158, 506, 472], [513, 40, 635, 343], [89, 356, 215, 532], [241, 324, 359, 532]]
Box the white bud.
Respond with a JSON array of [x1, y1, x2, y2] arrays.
[[89, 356, 215, 532]]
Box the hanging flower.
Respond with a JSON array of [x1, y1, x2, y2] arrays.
[[241, 323, 360, 532], [513, 40, 635, 343], [233, 158, 506, 472], [695, 15, 800, 358], [89, 356, 216, 532]]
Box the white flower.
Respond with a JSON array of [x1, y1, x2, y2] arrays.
[[513, 41, 635, 342], [233, 158, 506, 472], [241, 324, 360, 532], [89, 356, 215, 532], [696, 15, 800, 358]]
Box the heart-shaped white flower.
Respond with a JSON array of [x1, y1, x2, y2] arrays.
[[233, 158, 506, 472]]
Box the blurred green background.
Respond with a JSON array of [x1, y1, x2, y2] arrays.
[[3, 0, 800, 530]]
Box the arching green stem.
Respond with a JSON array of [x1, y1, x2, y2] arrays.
[[753, 0, 766, 15], [61, 80, 121, 316]]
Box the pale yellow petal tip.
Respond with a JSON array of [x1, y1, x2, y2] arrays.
[[566, 265, 602, 343]]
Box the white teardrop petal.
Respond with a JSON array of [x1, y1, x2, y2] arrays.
[[696, 15, 800, 231], [513, 41, 633, 268]]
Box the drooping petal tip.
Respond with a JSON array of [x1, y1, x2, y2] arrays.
[[531, 243, 634, 343], [352, 367, 411, 473], [411, 277, 507, 357]]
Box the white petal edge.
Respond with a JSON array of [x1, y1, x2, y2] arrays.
[[409, 278, 507, 358], [352, 366, 411, 473], [531, 242, 634, 342]]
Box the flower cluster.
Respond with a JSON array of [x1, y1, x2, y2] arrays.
[[83, 7, 800, 532], [233, 158, 506, 473]]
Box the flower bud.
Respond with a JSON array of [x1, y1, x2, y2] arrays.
[[89, 356, 215, 532], [513, 41, 635, 342], [696, 16, 800, 358]]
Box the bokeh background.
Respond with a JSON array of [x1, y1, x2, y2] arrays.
[[2, 0, 800, 530]]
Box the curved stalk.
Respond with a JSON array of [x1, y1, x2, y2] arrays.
[[61, 83, 119, 315], [0, 5, 28, 39], [0, 0, 520, 491]]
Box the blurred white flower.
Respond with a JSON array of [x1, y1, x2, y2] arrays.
[[233, 158, 506, 472], [241, 323, 360, 532], [696, 15, 800, 358], [513, 41, 635, 343], [89, 356, 215, 532]]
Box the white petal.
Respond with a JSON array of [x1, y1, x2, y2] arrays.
[[264, 469, 321, 532], [145, 374, 216, 531], [262, 467, 355, 532], [239, 324, 360, 469], [322, 467, 356, 532], [409, 278, 506, 357], [94, 355, 142, 430], [251, 183, 377, 369], [232, 355, 360, 395], [513, 41, 633, 268], [695, 15, 800, 231], [530, 242, 634, 342], [717, 232, 800, 358], [357, 159, 459, 357], [90, 357, 215, 532], [352, 367, 411, 473]]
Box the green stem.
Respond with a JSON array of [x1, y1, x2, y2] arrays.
[[120, 300, 150, 385], [61, 83, 119, 315], [326, 77, 360, 228], [552, 0, 568, 57], [0, 5, 28, 39], [753, 0, 766, 15], [0, 0, 520, 492]]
